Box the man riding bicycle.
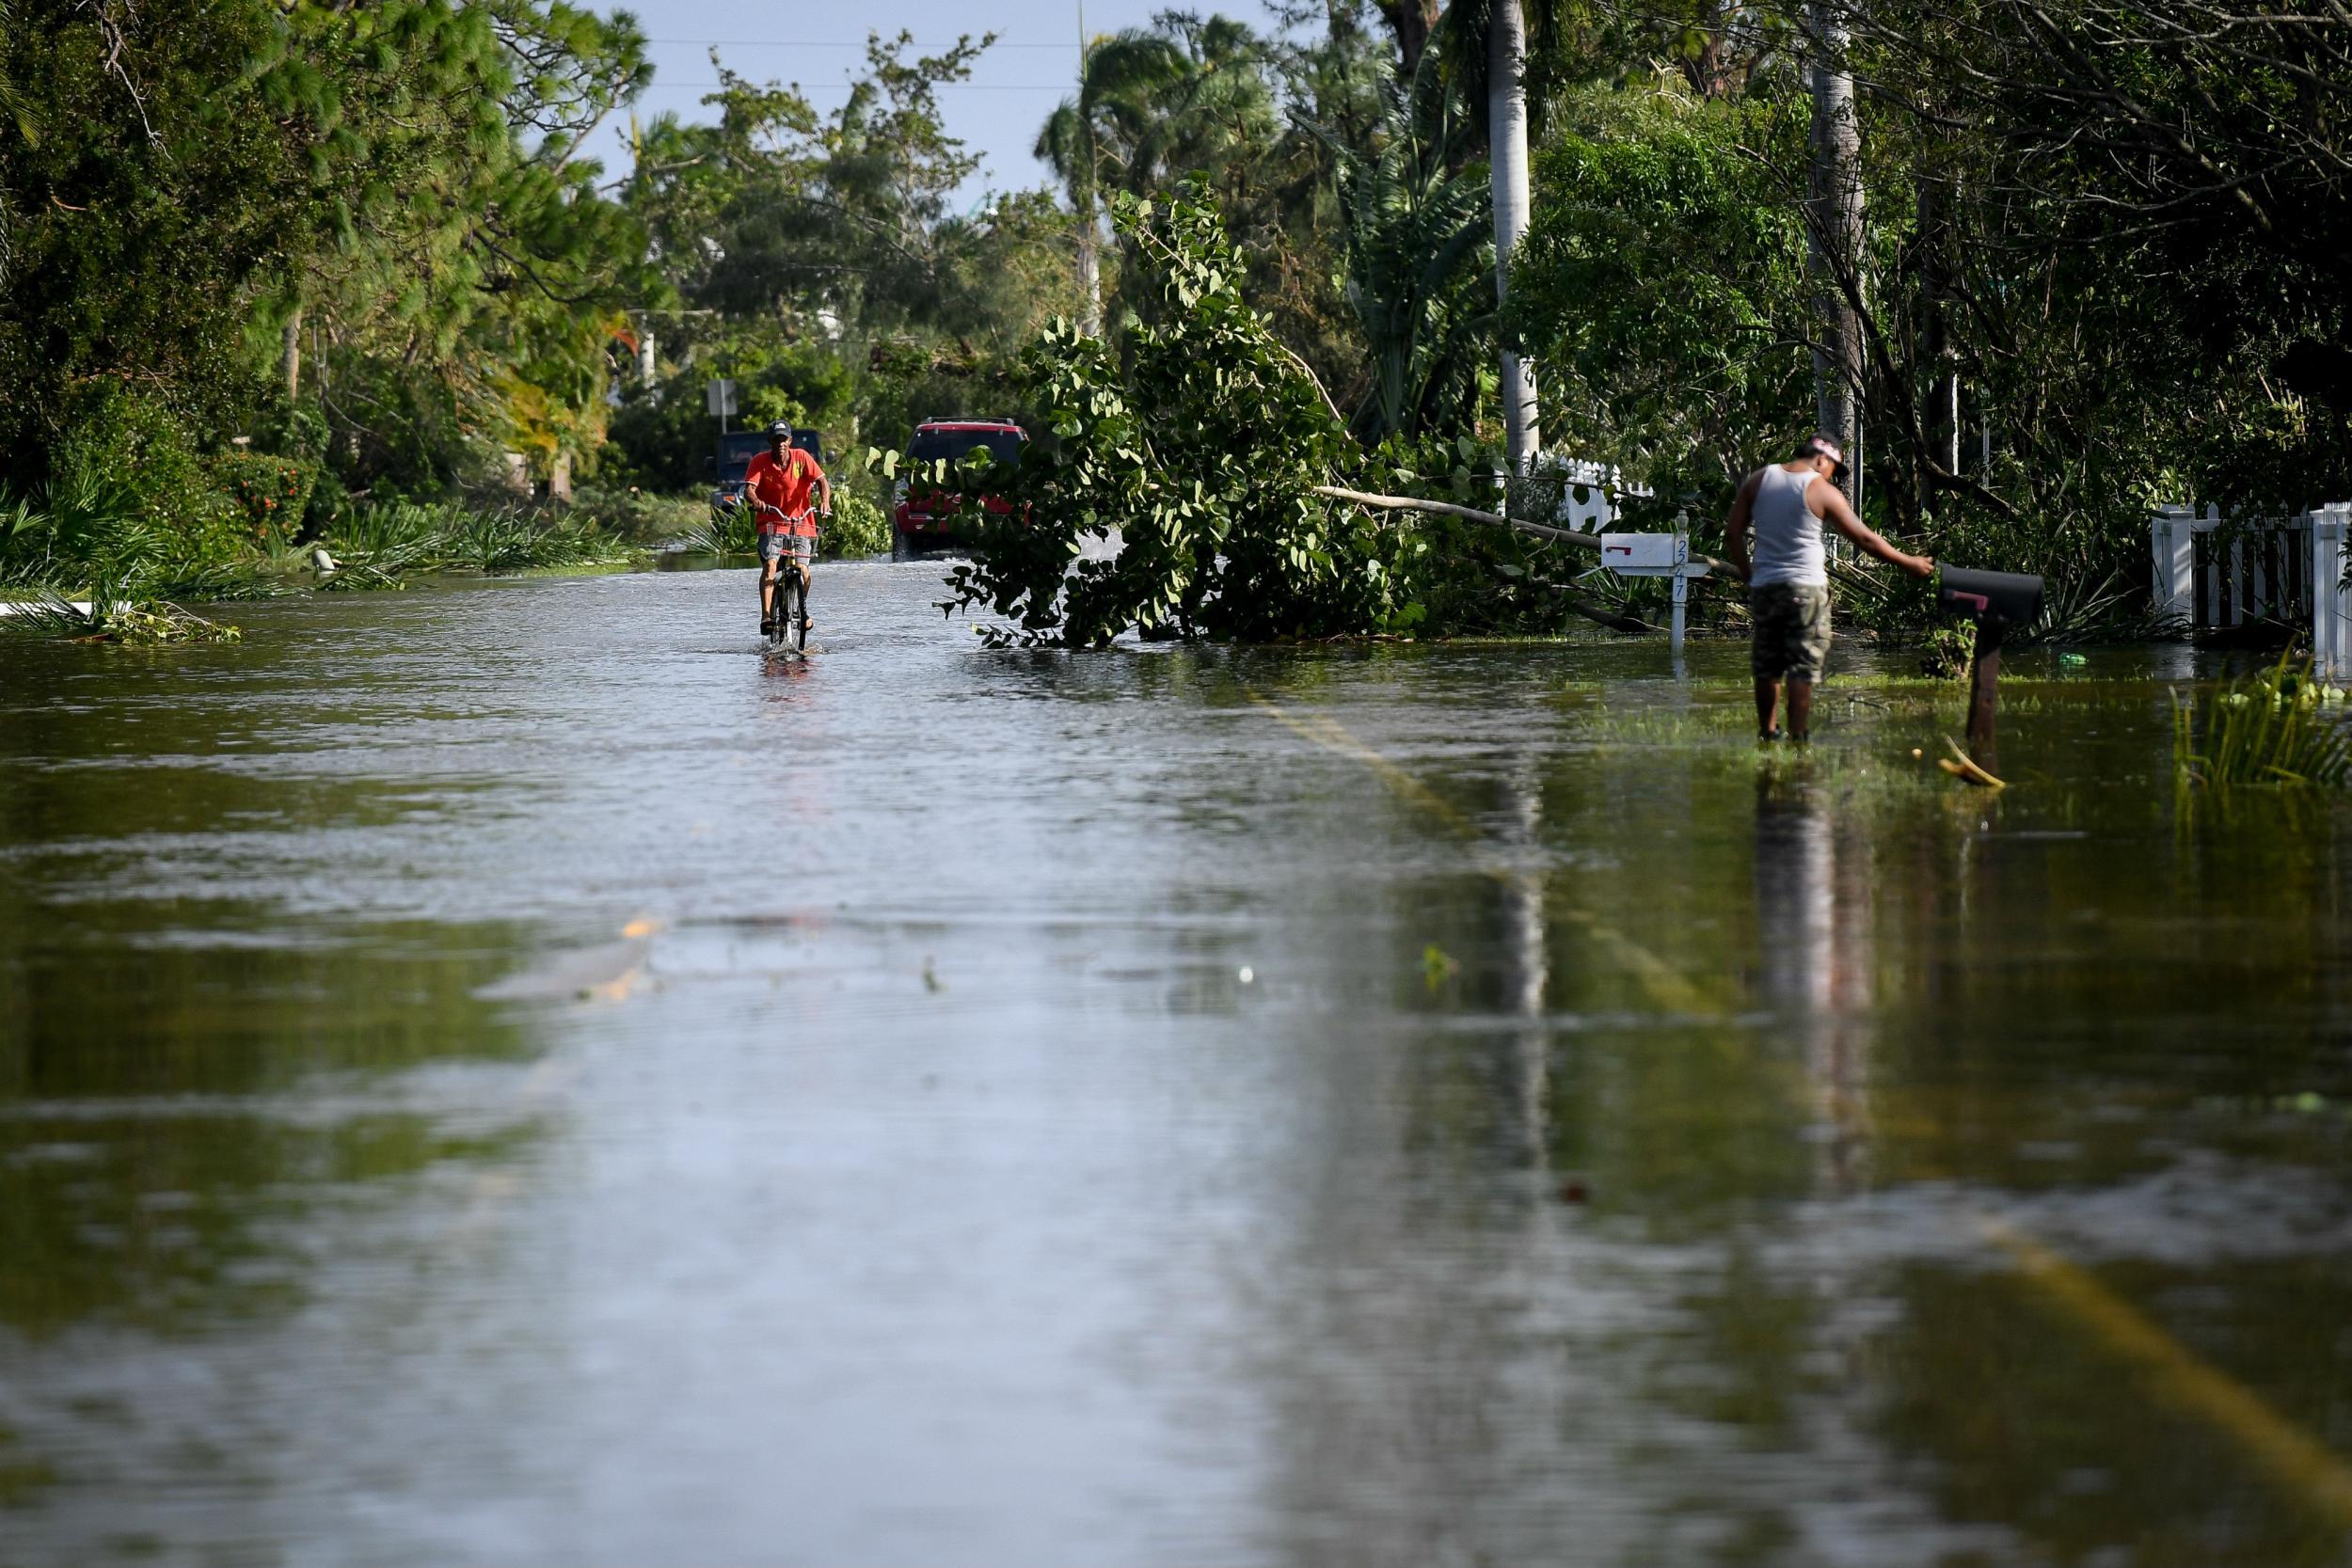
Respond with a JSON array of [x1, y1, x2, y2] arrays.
[[746, 420, 832, 636]]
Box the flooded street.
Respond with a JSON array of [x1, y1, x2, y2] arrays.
[[5, 562, 2352, 1566]]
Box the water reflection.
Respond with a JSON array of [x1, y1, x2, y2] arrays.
[[4, 574, 2352, 1563], [1751, 771, 1875, 1196]]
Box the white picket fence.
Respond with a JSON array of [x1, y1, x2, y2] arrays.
[[2314, 507, 2352, 679], [2152, 501, 2352, 675], [1535, 455, 1646, 533]]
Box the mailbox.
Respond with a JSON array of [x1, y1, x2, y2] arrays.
[[1934, 566, 2043, 781], [1937, 566, 2043, 628], [1598, 533, 1678, 574]]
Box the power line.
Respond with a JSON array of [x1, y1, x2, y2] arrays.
[[636, 82, 1070, 90], [644, 38, 1078, 48]]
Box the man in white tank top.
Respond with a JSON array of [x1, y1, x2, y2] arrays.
[[1724, 434, 1934, 740]]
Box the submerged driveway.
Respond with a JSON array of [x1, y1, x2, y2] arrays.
[[2, 562, 2349, 1566]]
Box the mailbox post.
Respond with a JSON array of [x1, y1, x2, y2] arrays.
[[1597, 532, 1709, 654], [1935, 566, 2044, 770]]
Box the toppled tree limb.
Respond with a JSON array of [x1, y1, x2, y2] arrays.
[[1312, 484, 1604, 548], [1555, 591, 1664, 636], [1313, 484, 1711, 637], [1313, 484, 1740, 575]]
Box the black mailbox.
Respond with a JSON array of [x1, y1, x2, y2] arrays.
[[1934, 566, 2042, 780], [1937, 566, 2043, 628]]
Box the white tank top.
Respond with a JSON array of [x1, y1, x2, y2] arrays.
[[1749, 465, 1826, 587]]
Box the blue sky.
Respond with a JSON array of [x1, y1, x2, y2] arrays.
[[589, 0, 1199, 208]]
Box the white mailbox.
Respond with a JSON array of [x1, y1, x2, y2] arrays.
[[1595, 531, 1709, 656], [1598, 533, 1677, 574]]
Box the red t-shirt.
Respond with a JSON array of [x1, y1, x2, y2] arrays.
[[745, 449, 823, 534]]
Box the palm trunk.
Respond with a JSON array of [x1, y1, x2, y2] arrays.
[[1488, 0, 1540, 474], [1806, 0, 1863, 491], [282, 306, 302, 400]]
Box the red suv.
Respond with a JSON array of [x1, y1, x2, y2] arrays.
[[892, 419, 1029, 559]]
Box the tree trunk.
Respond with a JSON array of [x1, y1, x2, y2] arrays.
[[1917, 166, 1961, 503], [281, 306, 302, 401], [1379, 0, 1442, 76], [1488, 0, 1540, 474], [1806, 0, 1863, 494], [1077, 195, 1102, 339], [1679, 0, 1729, 97]]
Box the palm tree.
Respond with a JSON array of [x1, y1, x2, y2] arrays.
[[1037, 16, 1277, 336], [1321, 45, 1494, 440], [1438, 0, 1552, 475]]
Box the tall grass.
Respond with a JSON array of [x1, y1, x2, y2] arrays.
[[2172, 654, 2352, 789], [675, 491, 893, 560], [319, 500, 635, 588], [1, 470, 270, 640]]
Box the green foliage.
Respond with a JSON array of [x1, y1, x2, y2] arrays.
[[941, 188, 1386, 646], [316, 501, 633, 587], [0, 469, 250, 601], [564, 486, 709, 546], [604, 341, 853, 491], [0, 0, 653, 498], [934, 187, 1581, 646], [825, 492, 891, 559], [1917, 624, 1975, 681], [1509, 87, 1810, 514], [1502, 71, 2211, 639], [210, 453, 320, 543], [677, 501, 757, 560], [2174, 656, 2352, 790], [0, 592, 244, 645], [1035, 10, 1387, 402], [43, 381, 242, 557], [1323, 44, 1495, 441]]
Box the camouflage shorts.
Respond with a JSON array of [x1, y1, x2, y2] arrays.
[[1750, 581, 1834, 682]]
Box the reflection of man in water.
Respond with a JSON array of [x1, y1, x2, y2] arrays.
[[1753, 775, 1874, 1193], [1724, 435, 1934, 741]]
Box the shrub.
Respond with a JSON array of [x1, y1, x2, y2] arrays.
[[566, 486, 710, 545], [50, 380, 241, 558], [824, 491, 891, 558], [318, 500, 634, 586], [210, 451, 319, 542]]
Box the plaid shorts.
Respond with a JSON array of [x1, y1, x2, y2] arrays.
[[1750, 581, 1834, 682], [758, 532, 814, 566]]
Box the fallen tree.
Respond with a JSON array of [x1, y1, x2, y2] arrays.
[[897, 186, 1661, 646]]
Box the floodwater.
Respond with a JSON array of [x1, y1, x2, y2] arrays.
[[4, 563, 2351, 1567]]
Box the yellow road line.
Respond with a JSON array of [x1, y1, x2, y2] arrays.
[[1980, 1214, 2352, 1528], [1244, 687, 1710, 1015], [1250, 684, 2352, 1521]]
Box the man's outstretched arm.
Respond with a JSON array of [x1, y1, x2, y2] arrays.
[[1820, 487, 1934, 578]]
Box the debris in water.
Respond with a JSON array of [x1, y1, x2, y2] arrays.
[[1938, 736, 2006, 788], [1422, 944, 1459, 990], [1237, 966, 1254, 984]]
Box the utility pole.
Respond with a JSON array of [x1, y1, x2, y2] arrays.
[[1075, 0, 1102, 338], [1806, 0, 1864, 497]]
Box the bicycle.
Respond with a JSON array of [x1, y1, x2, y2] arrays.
[[756, 502, 825, 653]]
